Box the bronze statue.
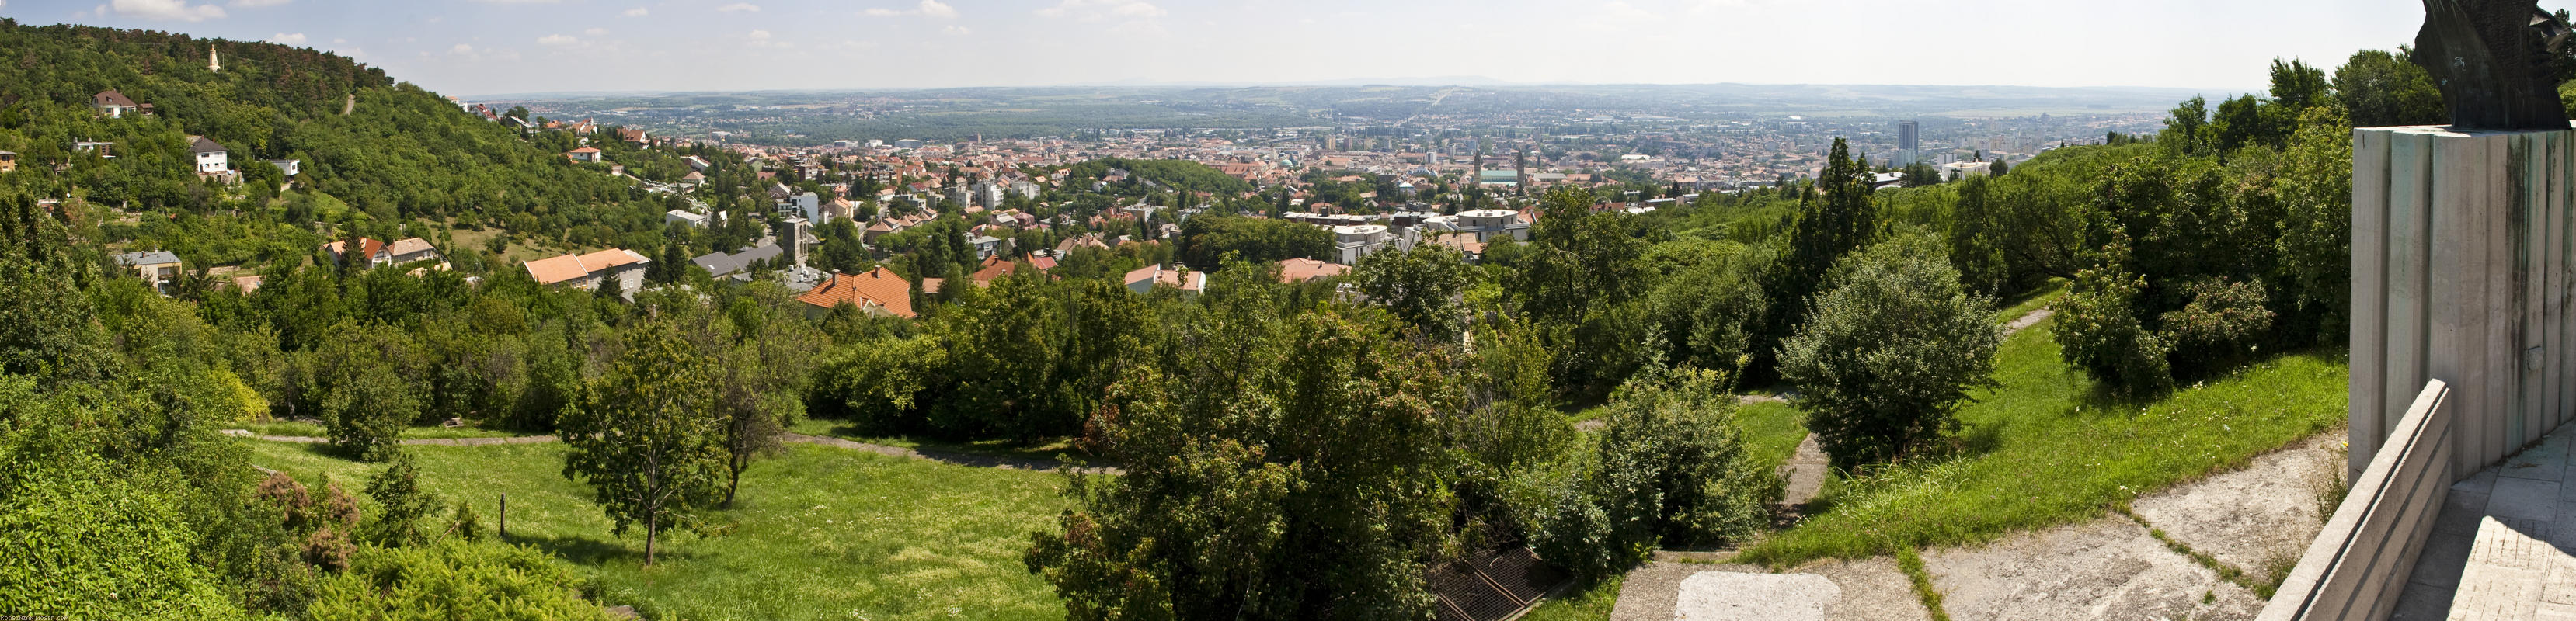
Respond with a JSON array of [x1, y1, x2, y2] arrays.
[[2414, 0, 2574, 130]]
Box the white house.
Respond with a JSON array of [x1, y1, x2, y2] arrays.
[[186, 136, 230, 175]]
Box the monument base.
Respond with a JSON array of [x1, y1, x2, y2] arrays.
[[2350, 124, 2576, 481]]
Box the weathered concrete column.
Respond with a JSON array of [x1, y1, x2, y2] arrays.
[[2351, 125, 2576, 482]]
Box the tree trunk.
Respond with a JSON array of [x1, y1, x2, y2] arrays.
[[644, 508, 658, 566]]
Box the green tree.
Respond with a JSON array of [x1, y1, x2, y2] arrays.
[[315, 321, 426, 461], [1531, 366, 1778, 581], [2268, 57, 2331, 111], [1025, 306, 1458, 619], [1506, 186, 1654, 396], [362, 451, 439, 546], [1777, 236, 2000, 469], [1760, 137, 1879, 376], [1348, 244, 1478, 340], [2333, 49, 2445, 127], [557, 321, 727, 565]]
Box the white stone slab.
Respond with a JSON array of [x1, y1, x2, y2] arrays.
[[1672, 571, 1841, 621]]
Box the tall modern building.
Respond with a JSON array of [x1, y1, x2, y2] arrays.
[[1897, 120, 1920, 166]]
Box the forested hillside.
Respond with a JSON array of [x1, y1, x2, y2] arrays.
[[0, 19, 668, 258]]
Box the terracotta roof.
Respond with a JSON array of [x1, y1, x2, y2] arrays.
[[796, 267, 915, 317], [322, 238, 388, 263], [523, 254, 590, 285], [523, 248, 647, 286], [1277, 258, 1349, 283], [568, 147, 601, 154]]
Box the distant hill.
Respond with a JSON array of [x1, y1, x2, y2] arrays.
[[0, 20, 650, 251]]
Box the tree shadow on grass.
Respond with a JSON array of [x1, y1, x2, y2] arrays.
[[502, 530, 691, 567]]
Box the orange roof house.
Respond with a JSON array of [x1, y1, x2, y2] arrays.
[[524, 248, 650, 291], [796, 267, 916, 318], [1277, 258, 1349, 283]]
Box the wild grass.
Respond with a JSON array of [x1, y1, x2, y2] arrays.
[[1735, 320, 2347, 567], [241, 439, 1070, 620]]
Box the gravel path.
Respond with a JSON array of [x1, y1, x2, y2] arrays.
[[2003, 306, 2055, 338], [218, 428, 1119, 474]]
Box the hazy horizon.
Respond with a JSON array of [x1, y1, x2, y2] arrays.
[[2, 0, 2470, 98]]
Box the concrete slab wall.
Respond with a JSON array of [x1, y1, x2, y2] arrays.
[[2351, 126, 2576, 482], [2261, 380, 2452, 621]]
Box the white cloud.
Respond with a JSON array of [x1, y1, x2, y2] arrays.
[[621, 6, 647, 16], [1035, 0, 1162, 21], [468, 0, 559, 3], [747, 29, 770, 40], [537, 33, 579, 47], [583, 27, 607, 36], [942, 25, 970, 36], [865, 0, 955, 18], [716, 2, 759, 12], [110, 0, 228, 22], [450, 43, 475, 54], [231, 0, 288, 6], [266, 32, 305, 45]]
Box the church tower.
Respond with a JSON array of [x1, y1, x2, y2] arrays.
[[208, 48, 221, 72]]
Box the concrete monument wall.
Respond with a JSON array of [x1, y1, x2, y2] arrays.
[[2350, 125, 2576, 481]]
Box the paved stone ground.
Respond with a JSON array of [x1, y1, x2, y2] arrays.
[[1672, 572, 1839, 620], [2393, 424, 2576, 620], [1777, 435, 1830, 519], [2129, 432, 2345, 577], [2003, 307, 2056, 338], [1922, 519, 2265, 620], [1610, 559, 1926, 621]]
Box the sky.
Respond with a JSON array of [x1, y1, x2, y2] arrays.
[[2, 0, 2452, 97]]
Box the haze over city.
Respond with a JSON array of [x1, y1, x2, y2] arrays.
[[6, 0, 2447, 95]]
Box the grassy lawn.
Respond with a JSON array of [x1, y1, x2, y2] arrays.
[[240, 439, 1070, 620], [1736, 401, 1809, 474], [1736, 320, 2347, 566], [1521, 576, 1623, 621], [1992, 277, 2068, 324], [224, 419, 531, 439], [785, 417, 1095, 467]]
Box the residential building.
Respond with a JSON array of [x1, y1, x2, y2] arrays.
[[71, 141, 114, 158], [93, 89, 151, 118], [1124, 264, 1206, 296], [0, 151, 14, 173], [385, 237, 446, 268], [112, 250, 182, 293], [566, 147, 603, 163], [1941, 161, 1993, 181], [1450, 209, 1531, 243], [524, 248, 650, 295], [795, 267, 916, 318], [1277, 258, 1349, 283], [691, 243, 784, 281], [666, 209, 710, 228], [680, 171, 706, 189], [1332, 224, 1392, 265], [969, 234, 1006, 259], [187, 135, 230, 175], [321, 238, 390, 268], [265, 159, 301, 176]]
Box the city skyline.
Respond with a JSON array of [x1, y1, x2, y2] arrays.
[[6, 0, 2449, 98]]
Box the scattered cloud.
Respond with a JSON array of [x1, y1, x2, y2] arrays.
[[747, 29, 770, 40], [1035, 0, 1163, 21], [266, 32, 305, 45], [716, 2, 759, 12], [621, 6, 647, 16], [537, 33, 579, 47], [110, 0, 228, 22], [231, 0, 288, 6], [942, 25, 970, 36], [864, 0, 956, 19], [450, 43, 475, 55], [583, 27, 607, 36]]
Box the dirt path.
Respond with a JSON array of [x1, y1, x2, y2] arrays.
[[2003, 306, 2055, 338], [218, 428, 1119, 474]]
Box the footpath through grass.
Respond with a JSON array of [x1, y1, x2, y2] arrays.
[[1736, 320, 2347, 566], [225, 419, 531, 439], [242, 439, 1070, 620]]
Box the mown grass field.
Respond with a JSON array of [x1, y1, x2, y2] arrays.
[[785, 418, 1092, 466], [225, 420, 531, 439], [1736, 401, 1810, 474], [241, 439, 1070, 620], [1736, 320, 2348, 566]]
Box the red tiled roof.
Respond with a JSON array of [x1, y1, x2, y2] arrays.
[[796, 267, 915, 317], [1277, 258, 1349, 283]]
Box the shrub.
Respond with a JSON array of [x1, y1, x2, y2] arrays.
[[364, 451, 439, 546], [1780, 238, 2002, 469], [1532, 367, 1780, 581], [305, 539, 619, 620]]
